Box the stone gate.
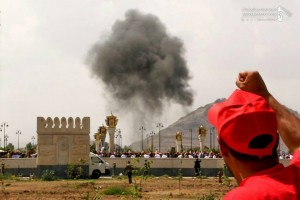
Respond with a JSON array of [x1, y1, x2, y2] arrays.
[[36, 116, 90, 178]]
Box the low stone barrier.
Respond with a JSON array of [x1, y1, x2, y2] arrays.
[[0, 157, 291, 177], [0, 158, 36, 176]]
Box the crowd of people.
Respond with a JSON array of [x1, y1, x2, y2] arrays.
[[92, 149, 223, 159], [0, 150, 36, 158], [92, 149, 294, 160]]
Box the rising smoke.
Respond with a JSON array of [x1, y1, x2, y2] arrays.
[[86, 9, 193, 132]]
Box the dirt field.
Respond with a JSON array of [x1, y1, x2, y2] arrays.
[[0, 176, 236, 200]]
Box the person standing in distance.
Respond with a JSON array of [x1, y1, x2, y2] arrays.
[[208, 71, 300, 199], [124, 161, 133, 184], [194, 158, 201, 176]]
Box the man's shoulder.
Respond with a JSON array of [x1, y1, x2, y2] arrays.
[[224, 184, 283, 200], [224, 171, 297, 200], [291, 148, 300, 165]]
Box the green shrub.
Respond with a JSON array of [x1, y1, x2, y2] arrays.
[[41, 169, 56, 181], [103, 185, 131, 195], [65, 163, 83, 179], [0, 174, 15, 180]]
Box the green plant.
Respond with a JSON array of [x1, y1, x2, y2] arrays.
[[222, 176, 232, 188], [160, 174, 169, 178], [103, 185, 131, 195], [198, 192, 216, 200], [116, 174, 126, 180], [128, 158, 153, 199], [41, 169, 56, 181], [78, 180, 103, 200], [65, 163, 83, 179], [0, 173, 15, 180]]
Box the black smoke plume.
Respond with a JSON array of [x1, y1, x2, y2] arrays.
[[86, 9, 193, 131]]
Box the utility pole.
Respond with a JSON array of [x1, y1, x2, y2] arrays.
[[157, 123, 163, 152], [1, 123, 9, 149], [190, 129, 193, 151], [31, 136, 35, 146], [16, 130, 21, 150], [139, 126, 146, 151]]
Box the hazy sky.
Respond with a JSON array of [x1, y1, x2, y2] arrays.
[[1, 0, 299, 148]]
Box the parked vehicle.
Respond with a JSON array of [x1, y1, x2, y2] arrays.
[[89, 152, 111, 179]]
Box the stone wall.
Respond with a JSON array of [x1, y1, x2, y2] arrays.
[[106, 158, 291, 177]]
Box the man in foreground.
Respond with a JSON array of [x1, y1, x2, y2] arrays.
[[208, 71, 300, 199]]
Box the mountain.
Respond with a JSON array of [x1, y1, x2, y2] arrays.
[[129, 99, 300, 153], [129, 98, 225, 152]]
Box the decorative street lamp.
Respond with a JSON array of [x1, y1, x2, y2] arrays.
[[1, 122, 9, 149], [139, 126, 146, 151], [176, 131, 183, 153], [16, 130, 21, 150], [149, 131, 155, 152], [115, 129, 122, 152], [198, 125, 207, 152], [157, 123, 163, 152]]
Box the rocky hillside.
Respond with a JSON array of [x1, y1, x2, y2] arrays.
[[129, 98, 225, 152]]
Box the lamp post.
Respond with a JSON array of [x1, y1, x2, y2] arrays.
[[31, 136, 35, 146], [114, 133, 118, 152], [4, 135, 9, 150], [157, 123, 163, 152], [119, 134, 122, 151], [16, 130, 21, 151], [1, 123, 9, 149], [139, 126, 146, 151], [210, 127, 215, 149], [146, 134, 149, 150], [190, 129, 193, 151]]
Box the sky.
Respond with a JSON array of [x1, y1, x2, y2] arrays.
[[0, 0, 299, 149]]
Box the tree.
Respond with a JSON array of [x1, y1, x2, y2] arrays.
[[26, 142, 36, 154], [26, 142, 33, 150], [6, 143, 14, 151]]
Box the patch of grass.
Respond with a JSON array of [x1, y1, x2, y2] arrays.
[[160, 174, 170, 178], [103, 185, 132, 195], [116, 174, 127, 180], [0, 174, 15, 180], [198, 192, 216, 200]]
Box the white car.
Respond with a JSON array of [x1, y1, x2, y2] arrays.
[[89, 152, 111, 179]]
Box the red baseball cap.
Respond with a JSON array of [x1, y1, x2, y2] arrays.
[[208, 89, 278, 157]]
